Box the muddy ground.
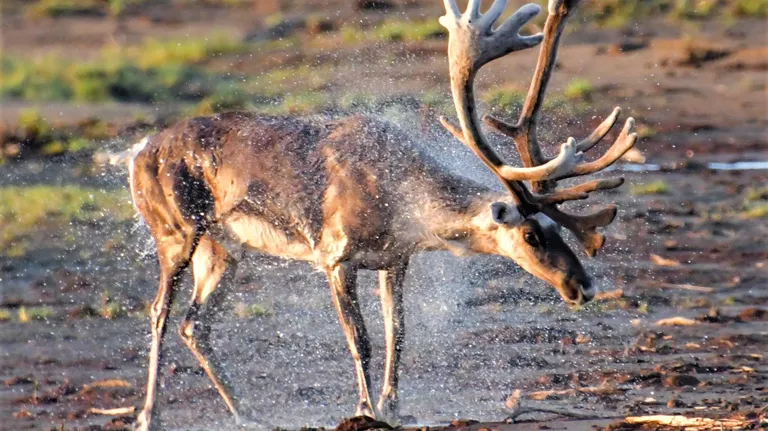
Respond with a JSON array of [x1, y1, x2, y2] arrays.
[[1, 1, 766, 430]]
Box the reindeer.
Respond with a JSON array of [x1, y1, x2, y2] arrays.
[[127, 0, 637, 429]]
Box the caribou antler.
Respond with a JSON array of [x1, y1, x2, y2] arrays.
[[439, 0, 638, 256], [438, 0, 544, 204]]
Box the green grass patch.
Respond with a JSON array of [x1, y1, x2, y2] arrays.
[[729, 0, 768, 17], [18, 306, 55, 322], [2, 56, 221, 103], [0, 185, 135, 251], [420, 90, 454, 116], [234, 302, 272, 319], [484, 87, 526, 117], [278, 92, 329, 114], [2, 33, 247, 103], [672, 0, 721, 19], [341, 25, 365, 44], [243, 65, 329, 98], [26, 0, 103, 18], [0, 309, 12, 322], [0, 185, 134, 227], [571, 0, 767, 27], [339, 92, 377, 111], [637, 301, 651, 314], [564, 78, 594, 101], [4, 108, 99, 158], [483, 85, 581, 119], [373, 19, 446, 42], [740, 188, 768, 218], [17, 109, 51, 137], [103, 34, 247, 70], [341, 19, 446, 44], [745, 186, 768, 202], [636, 124, 658, 139], [631, 180, 669, 195], [100, 302, 127, 319], [2, 57, 72, 100], [26, 0, 172, 18], [191, 86, 254, 116], [190, 63, 331, 115], [742, 203, 768, 219], [541, 92, 577, 114], [99, 290, 128, 319]]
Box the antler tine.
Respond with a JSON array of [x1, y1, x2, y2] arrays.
[[466, 0, 483, 19], [475, 0, 578, 194], [576, 107, 621, 152], [483, 114, 518, 138], [440, 0, 630, 187], [444, 115, 585, 183], [541, 205, 617, 257], [440, 1, 544, 208], [527, 0, 629, 256], [439, 115, 465, 143], [477, 0, 507, 29], [442, 112, 625, 203], [481, 111, 637, 184], [476, 0, 637, 255], [439, 0, 636, 255], [495, 116, 637, 183], [483, 106, 620, 153], [442, 0, 460, 20], [534, 178, 624, 205], [567, 118, 638, 178]]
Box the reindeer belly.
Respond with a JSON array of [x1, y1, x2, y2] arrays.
[[210, 212, 315, 262], [348, 248, 410, 270]]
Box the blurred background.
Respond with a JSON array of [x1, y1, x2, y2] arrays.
[[1, 1, 766, 430]]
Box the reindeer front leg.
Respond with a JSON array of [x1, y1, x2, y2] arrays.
[[326, 262, 376, 418], [377, 262, 408, 421]]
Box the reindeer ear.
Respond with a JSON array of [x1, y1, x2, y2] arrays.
[[490, 202, 523, 226]]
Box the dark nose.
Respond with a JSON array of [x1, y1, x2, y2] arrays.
[[578, 278, 595, 304]]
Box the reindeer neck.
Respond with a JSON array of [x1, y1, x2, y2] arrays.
[[415, 185, 508, 255]]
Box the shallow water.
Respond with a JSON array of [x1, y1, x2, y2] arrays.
[[612, 160, 768, 172]]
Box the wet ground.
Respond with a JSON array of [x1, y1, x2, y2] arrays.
[[2, 159, 766, 431], [1, 1, 766, 430]]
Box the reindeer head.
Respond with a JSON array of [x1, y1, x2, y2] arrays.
[[476, 202, 591, 304], [441, 0, 638, 305]]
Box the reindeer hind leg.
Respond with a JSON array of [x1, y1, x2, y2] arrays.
[[134, 153, 214, 431], [177, 235, 248, 424], [136, 227, 202, 431]]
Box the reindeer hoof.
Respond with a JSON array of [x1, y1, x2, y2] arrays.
[[355, 401, 379, 420], [134, 410, 152, 431], [375, 398, 399, 424]]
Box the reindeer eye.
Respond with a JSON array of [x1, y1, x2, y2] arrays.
[[524, 231, 540, 247]]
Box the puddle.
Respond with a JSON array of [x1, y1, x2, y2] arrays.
[[706, 161, 768, 171], [613, 163, 662, 172], [612, 160, 768, 173]]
